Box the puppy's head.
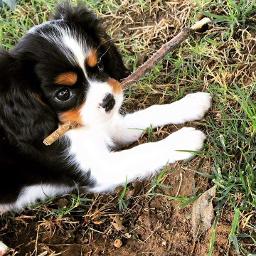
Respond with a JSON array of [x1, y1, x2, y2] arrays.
[[0, 3, 129, 143]]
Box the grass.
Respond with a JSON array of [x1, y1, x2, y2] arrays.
[[207, 85, 256, 254], [0, 0, 256, 255], [117, 179, 129, 211]]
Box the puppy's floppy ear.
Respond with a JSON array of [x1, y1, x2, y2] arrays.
[[53, 1, 130, 80], [98, 32, 130, 80], [0, 49, 57, 146]]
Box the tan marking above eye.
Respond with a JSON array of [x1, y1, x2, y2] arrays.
[[55, 72, 78, 86], [86, 49, 98, 68]]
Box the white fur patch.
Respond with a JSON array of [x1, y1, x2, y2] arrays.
[[30, 22, 88, 75], [0, 72, 211, 213], [28, 20, 62, 33], [61, 31, 87, 75], [0, 184, 72, 213], [66, 93, 211, 192]]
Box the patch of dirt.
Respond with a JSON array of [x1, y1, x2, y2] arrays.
[[0, 160, 232, 256]]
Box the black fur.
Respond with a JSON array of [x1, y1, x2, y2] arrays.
[[54, 2, 129, 80], [0, 3, 128, 206]]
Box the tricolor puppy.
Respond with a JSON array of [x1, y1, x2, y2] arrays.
[[0, 3, 211, 213]]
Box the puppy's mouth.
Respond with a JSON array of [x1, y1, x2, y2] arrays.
[[100, 93, 116, 112]]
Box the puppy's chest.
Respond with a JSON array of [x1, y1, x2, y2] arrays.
[[66, 127, 114, 171]]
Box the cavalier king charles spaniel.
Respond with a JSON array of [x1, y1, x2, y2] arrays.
[[0, 2, 212, 213]]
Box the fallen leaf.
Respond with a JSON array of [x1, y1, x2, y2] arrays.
[[0, 241, 8, 256], [191, 186, 216, 239], [111, 216, 125, 232], [126, 182, 142, 199], [92, 220, 104, 225]]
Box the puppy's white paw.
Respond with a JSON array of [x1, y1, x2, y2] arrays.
[[178, 92, 212, 122], [165, 127, 206, 161]]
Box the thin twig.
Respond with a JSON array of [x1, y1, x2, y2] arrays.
[[43, 121, 80, 146], [121, 17, 211, 87]]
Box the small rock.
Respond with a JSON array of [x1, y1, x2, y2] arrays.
[[57, 198, 69, 208], [162, 240, 167, 246], [114, 239, 123, 248], [124, 233, 131, 239]]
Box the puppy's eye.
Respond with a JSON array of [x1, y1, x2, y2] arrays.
[[55, 88, 71, 101]]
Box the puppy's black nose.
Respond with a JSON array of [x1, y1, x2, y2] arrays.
[[101, 93, 115, 112]]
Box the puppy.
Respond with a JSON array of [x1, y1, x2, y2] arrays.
[[0, 3, 211, 213]]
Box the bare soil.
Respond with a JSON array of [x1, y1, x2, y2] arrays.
[[0, 158, 233, 256]]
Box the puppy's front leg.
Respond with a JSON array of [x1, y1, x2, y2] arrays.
[[90, 127, 205, 192], [111, 92, 211, 145]]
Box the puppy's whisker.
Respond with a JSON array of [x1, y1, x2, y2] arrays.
[[98, 46, 111, 63], [97, 37, 115, 49]]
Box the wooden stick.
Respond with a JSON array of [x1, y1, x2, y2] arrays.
[[43, 17, 211, 146], [43, 121, 80, 146], [121, 17, 211, 87]]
